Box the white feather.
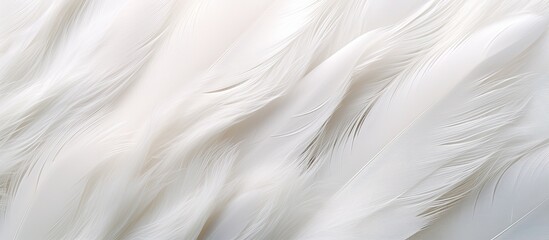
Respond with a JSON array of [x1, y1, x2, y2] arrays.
[[1, 0, 549, 239]]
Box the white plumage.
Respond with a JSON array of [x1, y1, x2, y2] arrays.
[[1, 0, 549, 239]]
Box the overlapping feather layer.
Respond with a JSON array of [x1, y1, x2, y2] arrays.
[[1, 0, 549, 239]]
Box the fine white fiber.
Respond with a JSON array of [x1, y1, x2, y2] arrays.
[[1, 0, 549, 239]]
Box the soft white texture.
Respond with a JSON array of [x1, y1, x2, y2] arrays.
[[1, 0, 549, 239]]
